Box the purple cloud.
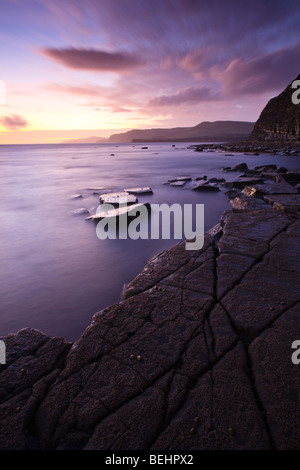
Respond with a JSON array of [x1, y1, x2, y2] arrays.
[[0, 114, 28, 130], [149, 86, 220, 106], [217, 42, 300, 96], [41, 47, 145, 71]]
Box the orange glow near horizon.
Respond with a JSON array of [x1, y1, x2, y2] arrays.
[[1, 0, 300, 144]]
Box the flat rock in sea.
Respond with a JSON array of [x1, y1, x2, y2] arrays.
[[70, 208, 90, 216], [223, 177, 263, 189], [168, 176, 192, 183], [226, 163, 249, 172], [124, 187, 153, 194], [86, 202, 150, 221], [243, 181, 298, 197], [208, 177, 226, 183], [71, 194, 82, 199], [192, 182, 219, 191], [230, 194, 271, 211], [263, 194, 300, 213], [170, 181, 186, 187], [86, 187, 111, 191], [99, 192, 137, 205], [255, 164, 277, 172]]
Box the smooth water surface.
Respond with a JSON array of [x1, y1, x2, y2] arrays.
[[0, 142, 299, 340]]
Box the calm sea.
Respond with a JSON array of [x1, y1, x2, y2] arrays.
[[0, 142, 299, 340]]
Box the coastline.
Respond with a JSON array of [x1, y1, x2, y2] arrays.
[[0, 161, 299, 450]]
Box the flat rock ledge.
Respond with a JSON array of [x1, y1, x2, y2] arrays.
[[1, 202, 300, 450]]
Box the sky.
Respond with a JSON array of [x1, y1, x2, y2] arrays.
[[0, 0, 300, 144]]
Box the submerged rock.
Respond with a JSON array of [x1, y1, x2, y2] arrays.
[[170, 181, 186, 187], [124, 187, 153, 194], [192, 182, 220, 191], [86, 202, 151, 221], [168, 176, 192, 183], [70, 208, 90, 216], [223, 177, 263, 189], [243, 182, 298, 197]]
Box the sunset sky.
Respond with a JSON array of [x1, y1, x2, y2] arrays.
[[1, 0, 300, 144]]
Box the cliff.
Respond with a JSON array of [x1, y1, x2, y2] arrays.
[[108, 121, 254, 143], [250, 74, 300, 142]]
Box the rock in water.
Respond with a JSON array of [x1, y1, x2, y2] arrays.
[[86, 202, 150, 221], [168, 176, 192, 182], [192, 183, 220, 191], [70, 208, 90, 216], [124, 187, 153, 194], [170, 181, 186, 187], [99, 192, 137, 205]]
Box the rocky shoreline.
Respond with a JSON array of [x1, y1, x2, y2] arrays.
[[0, 163, 300, 450], [190, 141, 300, 155]]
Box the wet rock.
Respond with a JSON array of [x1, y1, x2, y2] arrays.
[[124, 187, 153, 194], [86, 202, 150, 221], [1, 194, 299, 451], [192, 183, 220, 192], [243, 182, 298, 198], [223, 177, 263, 189], [274, 167, 288, 174], [230, 194, 270, 211], [208, 177, 226, 183], [170, 181, 186, 187], [168, 176, 192, 183], [255, 164, 277, 172], [99, 192, 137, 205], [263, 194, 300, 214], [70, 208, 90, 216], [282, 173, 300, 185], [232, 163, 249, 171]]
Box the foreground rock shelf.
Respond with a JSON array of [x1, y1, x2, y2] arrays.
[[1, 196, 300, 450]]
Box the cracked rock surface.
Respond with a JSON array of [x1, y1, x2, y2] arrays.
[[0, 202, 299, 450]]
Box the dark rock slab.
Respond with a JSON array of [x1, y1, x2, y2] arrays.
[[221, 216, 299, 339], [168, 176, 192, 183], [216, 253, 254, 298], [243, 181, 298, 197], [218, 209, 290, 258], [264, 194, 300, 213], [249, 303, 300, 449], [0, 197, 299, 450], [282, 173, 300, 185], [124, 187, 153, 194], [192, 183, 219, 192], [230, 194, 271, 211], [170, 181, 186, 187], [223, 177, 263, 189], [152, 344, 271, 450], [255, 164, 277, 172], [0, 329, 71, 450], [123, 236, 213, 299]]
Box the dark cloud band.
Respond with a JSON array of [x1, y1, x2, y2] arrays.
[[0, 114, 28, 130], [41, 47, 145, 71]]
